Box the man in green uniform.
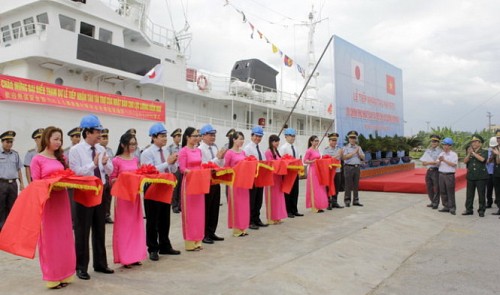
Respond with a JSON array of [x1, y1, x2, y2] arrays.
[[463, 134, 489, 217]]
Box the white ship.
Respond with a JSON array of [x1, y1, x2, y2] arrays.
[[0, 0, 333, 156]]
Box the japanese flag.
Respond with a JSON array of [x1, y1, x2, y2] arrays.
[[140, 64, 164, 84], [351, 59, 364, 86]]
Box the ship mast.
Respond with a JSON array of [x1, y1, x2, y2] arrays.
[[304, 5, 322, 112]]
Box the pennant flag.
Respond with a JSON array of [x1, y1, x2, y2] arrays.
[[249, 22, 255, 39], [297, 64, 305, 78], [265, 37, 270, 44], [351, 59, 364, 86], [386, 74, 396, 95], [257, 30, 263, 39], [284, 55, 293, 67], [140, 64, 164, 84], [327, 103, 333, 114], [279, 50, 283, 57], [272, 44, 278, 53]]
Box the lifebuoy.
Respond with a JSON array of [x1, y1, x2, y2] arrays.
[[197, 75, 208, 91]]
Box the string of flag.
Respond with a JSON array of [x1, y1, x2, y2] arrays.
[[225, 2, 307, 79]]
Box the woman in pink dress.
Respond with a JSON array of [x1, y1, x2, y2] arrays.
[[110, 132, 146, 267], [264, 134, 288, 224], [30, 126, 75, 289], [178, 127, 205, 251], [303, 135, 328, 212], [224, 131, 250, 237]]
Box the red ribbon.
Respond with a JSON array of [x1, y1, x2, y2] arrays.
[[136, 164, 159, 175], [245, 155, 258, 161], [201, 162, 219, 169], [321, 154, 332, 159], [281, 154, 294, 160], [48, 168, 75, 178]]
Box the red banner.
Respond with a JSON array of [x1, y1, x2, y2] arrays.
[[0, 74, 165, 121]]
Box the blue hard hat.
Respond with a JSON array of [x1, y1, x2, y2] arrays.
[[251, 126, 264, 136], [284, 128, 296, 136], [149, 123, 167, 136], [200, 124, 216, 135], [80, 114, 104, 130], [442, 137, 454, 145]]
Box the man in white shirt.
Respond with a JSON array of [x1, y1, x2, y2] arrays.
[[199, 124, 226, 244], [69, 114, 114, 280], [437, 137, 458, 215], [244, 126, 269, 229], [278, 128, 303, 217], [140, 123, 180, 261]]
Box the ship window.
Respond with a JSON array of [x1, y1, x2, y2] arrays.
[[99, 28, 112, 43], [1, 26, 11, 42], [80, 22, 95, 38], [59, 14, 76, 32], [23, 17, 35, 35], [12, 21, 23, 39], [36, 13, 49, 31]]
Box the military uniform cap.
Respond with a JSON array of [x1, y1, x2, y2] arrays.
[[32, 128, 45, 139], [347, 130, 358, 138], [67, 127, 82, 137], [0, 130, 16, 141], [328, 133, 339, 140], [496, 129, 500, 137], [429, 134, 441, 141], [170, 128, 182, 137], [226, 128, 236, 138], [126, 128, 137, 135], [470, 134, 484, 143], [101, 128, 109, 136]]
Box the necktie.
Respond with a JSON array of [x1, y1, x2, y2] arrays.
[[159, 148, 166, 163], [256, 144, 262, 160], [291, 145, 296, 158], [208, 145, 215, 158], [91, 146, 102, 178]]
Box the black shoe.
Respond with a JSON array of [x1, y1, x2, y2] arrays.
[[432, 206, 438, 210], [332, 203, 344, 209], [294, 213, 304, 217], [249, 224, 259, 230], [462, 211, 473, 216], [479, 211, 485, 217], [450, 210, 456, 215], [492, 210, 500, 215], [94, 267, 114, 274], [317, 209, 324, 213], [172, 208, 180, 214], [345, 203, 351, 207], [149, 251, 159, 261], [426, 203, 433, 207], [438, 208, 450, 213], [209, 235, 225, 241], [76, 269, 90, 280], [256, 221, 269, 227], [105, 217, 114, 224], [327, 203, 333, 210], [159, 248, 181, 255], [486, 204, 492, 209], [353, 202, 364, 207], [202, 237, 214, 244], [287, 214, 295, 218]]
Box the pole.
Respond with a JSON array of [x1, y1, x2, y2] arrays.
[[278, 35, 334, 137], [318, 119, 335, 147]]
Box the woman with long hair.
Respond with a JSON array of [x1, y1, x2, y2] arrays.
[[303, 135, 328, 212], [224, 131, 250, 237], [110, 132, 146, 267], [30, 126, 75, 289], [264, 135, 287, 224], [178, 127, 205, 251]]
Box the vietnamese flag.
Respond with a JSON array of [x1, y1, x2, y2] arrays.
[[386, 74, 396, 95]]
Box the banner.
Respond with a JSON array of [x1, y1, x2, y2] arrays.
[[0, 74, 165, 121], [334, 36, 403, 143]]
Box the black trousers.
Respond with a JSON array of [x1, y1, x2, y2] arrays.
[[439, 173, 456, 211], [344, 165, 361, 203], [327, 172, 342, 203], [249, 186, 264, 224], [102, 175, 112, 218], [465, 179, 487, 213], [0, 181, 17, 230], [493, 176, 500, 208], [285, 177, 299, 214], [205, 184, 221, 238], [425, 169, 440, 206], [74, 202, 108, 272], [171, 171, 183, 211], [486, 174, 494, 206], [144, 199, 172, 253]]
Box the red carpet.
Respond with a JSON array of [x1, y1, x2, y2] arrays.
[[359, 168, 467, 194]]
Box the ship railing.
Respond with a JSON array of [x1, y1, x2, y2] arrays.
[[166, 108, 321, 137], [0, 22, 48, 47]]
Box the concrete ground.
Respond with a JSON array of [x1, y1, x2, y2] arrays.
[[1, 182, 498, 295]]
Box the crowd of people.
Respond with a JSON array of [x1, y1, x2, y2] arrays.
[[0, 113, 366, 289], [421, 132, 500, 217]]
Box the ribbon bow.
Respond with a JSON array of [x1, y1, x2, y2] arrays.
[[136, 164, 159, 175]]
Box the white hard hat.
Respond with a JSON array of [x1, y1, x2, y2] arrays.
[[489, 136, 498, 148]]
